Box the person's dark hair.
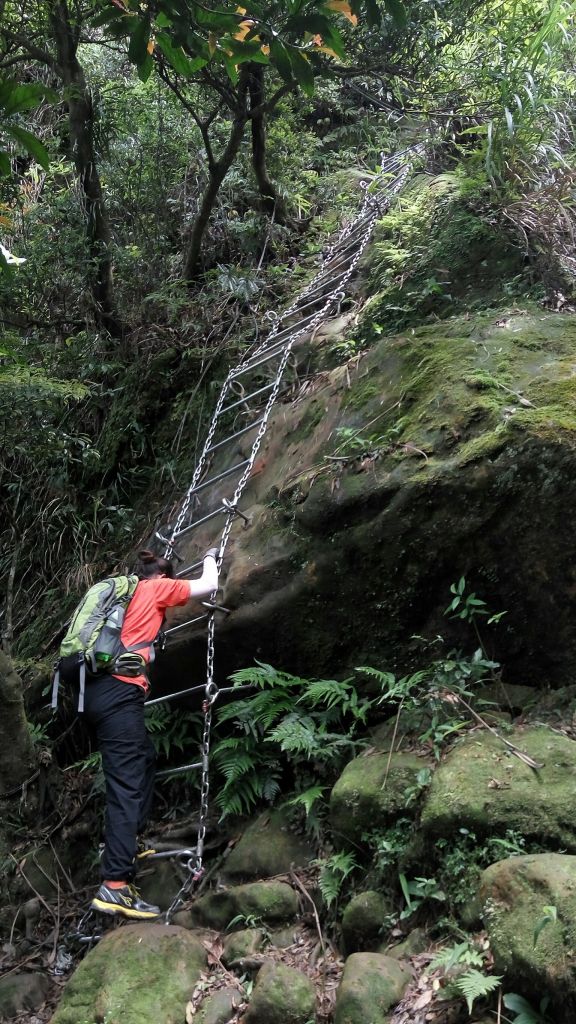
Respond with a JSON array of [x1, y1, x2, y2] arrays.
[[136, 549, 175, 580]]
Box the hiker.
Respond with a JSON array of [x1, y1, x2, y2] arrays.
[[84, 547, 219, 920]]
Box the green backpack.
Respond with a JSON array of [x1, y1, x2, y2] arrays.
[[52, 574, 140, 712]]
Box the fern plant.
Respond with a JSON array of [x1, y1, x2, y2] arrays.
[[212, 662, 376, 818], [431, 940, 502, 1015], [314, 851, 358, 909]]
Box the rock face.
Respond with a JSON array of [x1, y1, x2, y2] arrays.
[[480, 854, 576, 1019], [0, 971, 51, 1018], [156, 308, 576, 692], [244, 962, 316, 1024], [330, 750, 427, 841], [334, 952, 411, 1024], [50, 924, 206, 1024], [421, 726, 576, 848]]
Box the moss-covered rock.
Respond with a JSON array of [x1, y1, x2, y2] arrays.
[[480, 854, 576, 1018], [191, 881, 299, 931], [382, 927, 428, 960], [224, 811, 314, 881], [0, 971, 50, 1018], [50, 924, 206, 1024], [156, 306, 576, 699], [222, 927, 267, 966], [194, 987, 242, 1024], [334, 952, 411, 1024], [244, 962, 316, 1024], [421, 726, 576, 848], [330, 751, 428, 841], [342, 891, 394, 954]]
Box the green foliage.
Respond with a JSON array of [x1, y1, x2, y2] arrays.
[[398, 873, 446, 919], [315, 850, 358, 908], [0, 78, 54, 177], [431, 940, 502, 1015], [503, 993, 553, 1024], [212, 662, 375, 817], [533, 904, 558, 948], [145, 705, 203, 759]]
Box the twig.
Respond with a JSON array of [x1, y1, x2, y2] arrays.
[[289, 869, 326, 958], [381, 698, 405, 793], [454, 694, 544, 770]]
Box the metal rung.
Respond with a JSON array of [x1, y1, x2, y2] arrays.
[[188, 459, 250, 498], [231, 344, 288, 378], [145, 848, 196, 861], [220, 381, 275, 415], [205, 416, 264, 455], [176, 559, 203, 577], [164, 612, 209, 636], [145, 682, 206, 706], [172, 505, 227, 541], [156, 762, 202, 779]]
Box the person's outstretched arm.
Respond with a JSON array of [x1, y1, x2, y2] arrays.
[[187, 549, 219, 598]]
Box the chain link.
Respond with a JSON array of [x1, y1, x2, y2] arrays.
[[161, 145, 424, 918]]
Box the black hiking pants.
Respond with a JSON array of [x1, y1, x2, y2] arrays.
[[81, 674, 155, 882]]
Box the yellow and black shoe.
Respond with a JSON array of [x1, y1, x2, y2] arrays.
[[91, 883, 161, 920]]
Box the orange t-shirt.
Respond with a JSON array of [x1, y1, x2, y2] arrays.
[[113, 577, 191, 690]]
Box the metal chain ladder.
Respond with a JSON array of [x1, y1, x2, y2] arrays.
[[154, 145, 424, 923]]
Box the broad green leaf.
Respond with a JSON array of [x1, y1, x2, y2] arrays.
[[91, 6, 127, 28], [270, 38, 293, 83], [0, 151, 11, 176], [5, 124, 49, 170], [137, 53, 154, 82], [157, 32, 198, 75], [128, 16, 151, 65], [289, 48, 315, 96], [2, 82, 56, 116]]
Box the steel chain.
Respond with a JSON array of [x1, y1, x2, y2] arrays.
[[161, 146, 423, 917]]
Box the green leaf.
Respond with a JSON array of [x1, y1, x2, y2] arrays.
[[270, 38, 294, 83], [454, 970, 501, 1013], [384, 0, 407, 27], [288, 48, 315, 96], [156, 32, 207, 75], [5, 124, 49, 170], [0, 151, 11, 176], [1, 82, 56, 116], [128, 17, 151, 66], [137, 53, 154, 82], [91, 6, 127, 28]]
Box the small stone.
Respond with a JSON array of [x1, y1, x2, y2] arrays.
[[334, 952, 411, 1024], [382, 927, 428, 960], [269, 926, 299, 948], [244, 962, 316, 1024]]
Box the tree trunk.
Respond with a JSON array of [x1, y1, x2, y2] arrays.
[[248, 63, 291, 226], [50, 2, 122, 338], [184, 75, 249, 282], [0, 651, 35, 794]]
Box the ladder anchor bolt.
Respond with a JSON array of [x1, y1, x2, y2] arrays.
[[222, 498, 251, 526]]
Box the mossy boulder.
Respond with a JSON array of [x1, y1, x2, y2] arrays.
[[224, 811, 314, 881], [421, 726, 576, 848], [342, 891, 394, 954], [191, 881, 299, 931], [0, 972, 51, 1018], [334, 953, 411, 1024], [330, 751, 428, 841], [383, 927, 428, 960], [480, 854, 576, 1018], [222, 927, 267, 966], [194, 987, 242, 1024], [244, 962, 316, 1024], [50, 924, 206, 1024]]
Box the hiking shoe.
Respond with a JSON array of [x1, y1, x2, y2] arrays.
[[91, 883, 161, 920]]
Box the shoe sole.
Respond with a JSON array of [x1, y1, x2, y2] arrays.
[[91, 898, 160, 920]]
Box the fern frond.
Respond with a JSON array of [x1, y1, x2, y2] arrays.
[[453, 970, 501, 1013]]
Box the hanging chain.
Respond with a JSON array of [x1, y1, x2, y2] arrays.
[[161, 145, 424, 919]]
